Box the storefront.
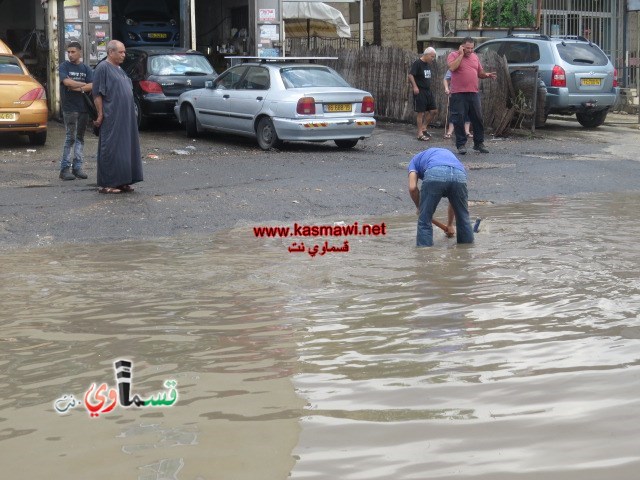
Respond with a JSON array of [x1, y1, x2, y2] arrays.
[[2, 0, 356, 115], [43, 0, 254, 114]]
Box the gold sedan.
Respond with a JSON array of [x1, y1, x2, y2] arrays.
[[0, 40, 48, 145]]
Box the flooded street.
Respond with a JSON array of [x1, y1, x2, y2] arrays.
[[1, 191, 639, 479]]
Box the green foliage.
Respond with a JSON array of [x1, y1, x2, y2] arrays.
[[463, 0, 536, 28]]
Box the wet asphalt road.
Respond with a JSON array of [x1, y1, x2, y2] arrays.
[[0, 114, 638, 249]]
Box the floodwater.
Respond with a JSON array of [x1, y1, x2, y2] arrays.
[[1, 192, 639, 480]]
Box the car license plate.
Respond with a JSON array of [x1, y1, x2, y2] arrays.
[[0, 113, 16, 121], [148, 33, 168, 39], [581, 78, 601, 86], [326, 103, 352, 113]]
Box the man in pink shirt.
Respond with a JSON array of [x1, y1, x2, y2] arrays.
[[447, 37, 496, 155]]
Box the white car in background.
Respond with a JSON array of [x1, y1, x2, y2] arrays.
[[174, 58, 376, 150]]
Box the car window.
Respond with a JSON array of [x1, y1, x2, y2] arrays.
[[556, 43, 609, 66], [280, 67, 350, 88], [148, 54, 214, 76], [0, 56, 24, 75], [503, 42, 540, 63], [238, 67, 270, 90], [215, 66, 248, 89], [122, 53, 142, 77], [476, 42, 502, 56]]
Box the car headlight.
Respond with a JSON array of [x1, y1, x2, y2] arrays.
[[125, 18, 137, 26]]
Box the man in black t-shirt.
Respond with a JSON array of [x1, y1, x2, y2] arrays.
[[58, 42, 93, 180], [408, 47, 438, 141]]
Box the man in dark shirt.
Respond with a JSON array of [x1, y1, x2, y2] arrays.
[[58, 41, 93, 180], [408, 47, 438, 141]]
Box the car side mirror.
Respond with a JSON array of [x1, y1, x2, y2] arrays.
[[205, 80, 214, 89]]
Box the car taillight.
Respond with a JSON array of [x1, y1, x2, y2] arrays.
[[20, 88, 46, 101], [296, 97, 315, 115], [139, 80, 163, 94], [613, 68, 618, 87], [362, 96, 374, 113], [551, 65, 566, 87]]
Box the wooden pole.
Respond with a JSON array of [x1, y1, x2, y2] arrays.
[[454, 0, 459, 35], [46, 0, 59, 118]]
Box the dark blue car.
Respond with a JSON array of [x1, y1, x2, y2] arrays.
[[121, 47, 218, 129], [114, 0, 179, 47]]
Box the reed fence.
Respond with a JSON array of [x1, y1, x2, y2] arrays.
[[289, 44, 526, 136]]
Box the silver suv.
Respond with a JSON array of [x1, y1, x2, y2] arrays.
[[475, 34, 619, 128]]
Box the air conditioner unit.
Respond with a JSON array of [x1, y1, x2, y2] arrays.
[[417, 12, 442, 41]]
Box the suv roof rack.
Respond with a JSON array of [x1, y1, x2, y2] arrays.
[[551, 35, 592, 46], [550, 35, 589, 42], [508, 33, 551, 40], [225, 56, 338, 64]]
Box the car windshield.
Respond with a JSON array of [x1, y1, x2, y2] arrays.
[[0, 56, 23, 75], [149, 54, 214, 76], [280, 66, 350, 88], [556, 43, 609, 66]]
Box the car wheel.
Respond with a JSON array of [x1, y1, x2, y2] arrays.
[[28, 130, 47, 146], [184, 105, 198, 138], [576, 110, 608, 128], [334, 139, 358, 149], [256, 116, 280, 150], [134, 98, 148, 130]]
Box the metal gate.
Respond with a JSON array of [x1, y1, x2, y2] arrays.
[[540, 0, 616, 57]]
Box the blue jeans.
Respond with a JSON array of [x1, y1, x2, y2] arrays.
[[417, 165, 474, 247], [450, 92, 484, 148], [60, 111, 89, 171]]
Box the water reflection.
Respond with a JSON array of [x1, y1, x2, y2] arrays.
[[1, 192, 639, 479]]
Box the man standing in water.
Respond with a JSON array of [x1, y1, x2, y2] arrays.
[[408, 147, 473, 247], [92, 40, 142, 194]]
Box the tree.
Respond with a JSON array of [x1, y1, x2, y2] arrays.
[[464, 0, 536, 28]]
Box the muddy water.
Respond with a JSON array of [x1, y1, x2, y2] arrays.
[[1, 192, 639, 479]]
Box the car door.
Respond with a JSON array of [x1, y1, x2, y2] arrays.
[[226, 66, 270, 134], [196, 65, 247, 129]]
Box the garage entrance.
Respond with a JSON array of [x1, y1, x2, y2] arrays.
[[0, 0, 47, 85]]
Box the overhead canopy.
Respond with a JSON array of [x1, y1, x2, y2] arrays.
[[283, 2, 351, 39]]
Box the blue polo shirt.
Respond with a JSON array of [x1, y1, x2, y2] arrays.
[[407, 148, 465, 180]]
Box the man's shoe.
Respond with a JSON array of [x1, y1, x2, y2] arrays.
[[59, 168, 75, 181], [457, 146, 467, 155], [473, 143, 490, 153], [73, 168, 88, 179]]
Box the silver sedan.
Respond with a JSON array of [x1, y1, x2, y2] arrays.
[[174, 60, 376, 150]]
